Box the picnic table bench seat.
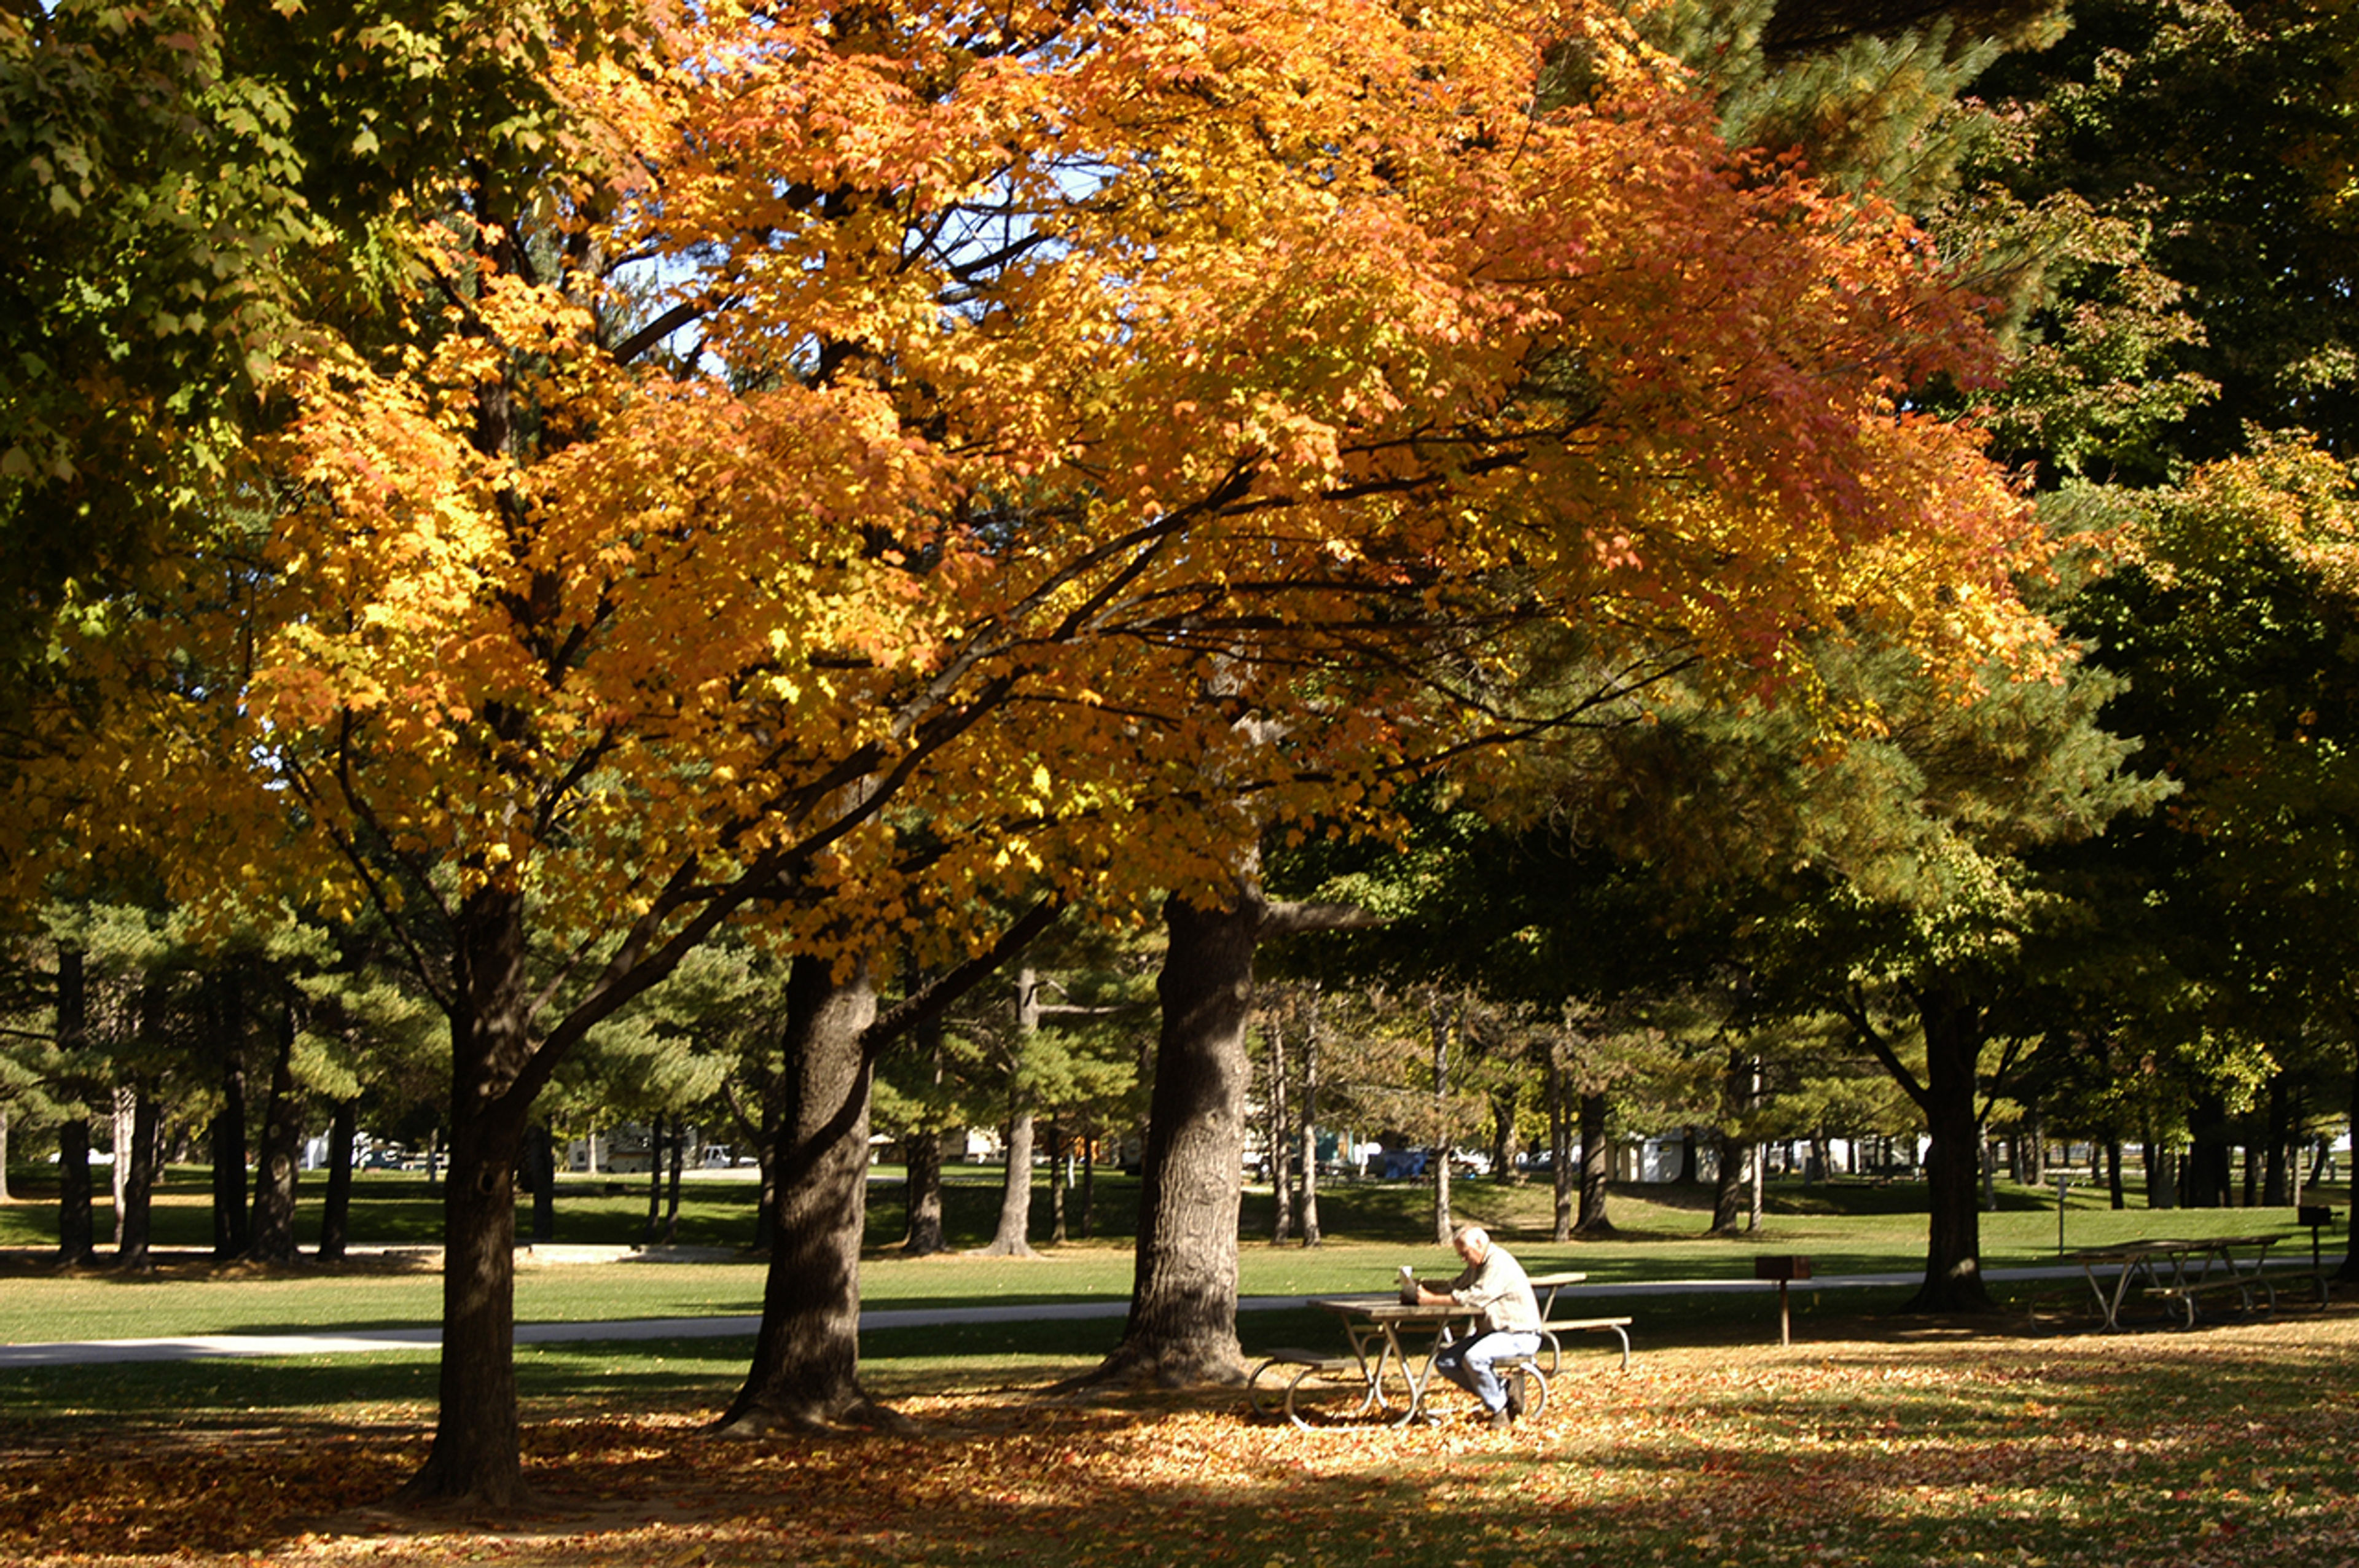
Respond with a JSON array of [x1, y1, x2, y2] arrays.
[[1539, 1314, 1633, 1372]]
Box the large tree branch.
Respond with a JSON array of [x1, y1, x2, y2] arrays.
[[1835, 988, 1931, 1114], [861, 898, 1063, 1061]]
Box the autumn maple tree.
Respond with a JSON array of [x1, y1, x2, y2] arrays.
[[20, 0, 2060, 1507]]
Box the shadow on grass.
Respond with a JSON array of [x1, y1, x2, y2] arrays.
[[9, 1311, 2353, 1566]]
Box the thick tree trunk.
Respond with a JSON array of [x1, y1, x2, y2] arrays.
[[319, 1098, 358, 1261], [2105, 1136, 2126, 1210], [662, 1118, 686, 1245], [2263, 1077, 2291, 1206], [115, 1086, 158, 1270], [901, 1015, 948, 1256], [57, 1117, 94, 1263], [211, 988, 250, 1259], [718, 954, 886, 1433], [1709, 1128, 1750, 1234], [1088, 892, 1257, 1387], [1490, 1088, 1522, 1187], [1906, 993, 1994, 1313], [2145, 1128, 2177, 1208], [644, 1112, 668, 1242], [55, 948, 93, 1263], [974, 969, 1039, 1257], [977, 1110, 1038, 1256], [248, 1003, 303, 1263], [525, 1121, 556, 1246], [1708, 1051, 1753, 1236], [748, 1070, 784, 1251], [2186, 1094, 2232, 1207], [902, 1129, 946, 1255], [399, 886, 537, 1509], [1573, 1091, 1615, 1236], [111, 1084, 136, 1249]]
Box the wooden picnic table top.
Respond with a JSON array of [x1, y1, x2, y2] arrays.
[[2071, 1235, 2287, 1263]]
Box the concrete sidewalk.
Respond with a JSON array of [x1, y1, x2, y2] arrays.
[[0, 1264, 2142, 1367]]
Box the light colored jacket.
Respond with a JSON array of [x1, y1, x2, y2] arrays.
[[1450, 1244, 1543, 1333]]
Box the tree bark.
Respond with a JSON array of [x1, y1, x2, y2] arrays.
[[210, 972, 250, 1258], [247, 1001, 303, 1263], [57, 1117, 94, 1263], [2263, 1076, 2291, 1206], [1907, 992, 1994, 1312], [2186, 1093, 2232, 1207], [717, 954, 888, 1433], [1048, 1119, 1069, 1245], [977, 1110, 1037, 1256], [111, 1083, 135, 1249], [1087, 892, 1258, 1387], [525, 1120, 556, 1246], [1085, 886, 1372, 1388], [1267, 1012, 1291, 1245], [1296, 986, 1321, 1249], [1490, 1087, 1522, 1187], [1548, 1052, 1573, 1242], [1573, 1090, 1615, 1236], [1676, 1125, 1702, 1185], [319, 1098, 358, 1261], [900, 1013, 948, 1256], [1708, 1051, 1753, 1236], [1427, 992, 1453, 1246], [662, 1117, 686, 1245], [902, 1128, 945, 1256], [2339, 1043, 2359, 1285], [974, 968, 1039, 1257], [115, 1086, 158, 1270], [398, 884, 537, 1508], [55, 947, 93, 1264], [644, 1112, 668, 1242]]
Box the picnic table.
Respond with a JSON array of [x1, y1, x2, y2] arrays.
[[1248, 1270, 1627, 1428], [1245, 1297, 1517, 1427], [2070, 1234, 2293, 1330]]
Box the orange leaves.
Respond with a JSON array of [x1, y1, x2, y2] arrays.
[[56, 0, 2059, 960]]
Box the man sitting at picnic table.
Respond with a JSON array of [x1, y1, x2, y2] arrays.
[[1414, 1223, 1544, 1430]]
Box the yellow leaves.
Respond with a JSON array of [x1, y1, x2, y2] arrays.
[[57, 0, 2059, 946]]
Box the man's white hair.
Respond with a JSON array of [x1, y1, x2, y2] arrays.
[[1454, 1224, 1489, 1252]]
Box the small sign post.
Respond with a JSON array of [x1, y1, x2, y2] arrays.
[[1754, 1255, 1813, 1346], [2299, 1204, 2334, 1273]]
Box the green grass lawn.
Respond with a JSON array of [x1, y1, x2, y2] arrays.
[[0, 1162, 2341, 1350], [0, 1162, 2352, 1568]]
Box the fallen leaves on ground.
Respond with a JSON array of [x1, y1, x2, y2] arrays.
[[5, 1314, 2357, 1567]]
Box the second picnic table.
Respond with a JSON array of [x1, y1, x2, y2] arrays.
[[2070, 1233, 2296, 1330]]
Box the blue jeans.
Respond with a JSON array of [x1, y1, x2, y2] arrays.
[[1433, 1329, 1541, 1414]]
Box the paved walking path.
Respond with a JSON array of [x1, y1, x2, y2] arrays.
[[0, 1263, 2152, 1367]]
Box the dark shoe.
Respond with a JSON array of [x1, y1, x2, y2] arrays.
[[1487, 1407, 1513, 1432]]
